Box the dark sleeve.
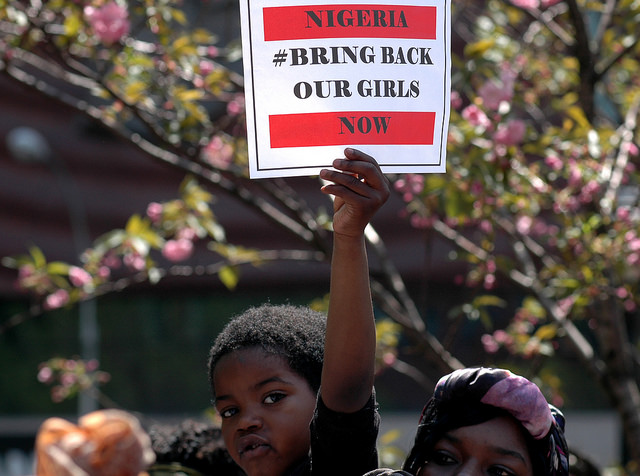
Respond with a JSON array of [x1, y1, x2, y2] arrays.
[[363, 471, 413, 476], [309, 391, 380, 476]]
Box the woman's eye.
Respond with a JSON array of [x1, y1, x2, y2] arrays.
[[263, 392, 286, 404], [488, 466, 516, 476], [429, 451, 457, 466]]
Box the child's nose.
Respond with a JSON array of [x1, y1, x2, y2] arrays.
[[238, 407, 263, 431]]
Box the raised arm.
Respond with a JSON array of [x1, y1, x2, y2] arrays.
[[318, 148, 390, 413]]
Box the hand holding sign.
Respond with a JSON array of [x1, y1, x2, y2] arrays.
[[240, 0, 451, 178]]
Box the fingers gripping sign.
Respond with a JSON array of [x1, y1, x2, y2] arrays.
[[320, 148, 390, 238]]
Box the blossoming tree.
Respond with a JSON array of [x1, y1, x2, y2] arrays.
[[2, 0, 640, 468]]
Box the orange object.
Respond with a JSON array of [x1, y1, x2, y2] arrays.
[[35, 409, 155, 476]]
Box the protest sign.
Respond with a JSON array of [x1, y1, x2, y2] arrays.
[[239, 0, 451, 178]]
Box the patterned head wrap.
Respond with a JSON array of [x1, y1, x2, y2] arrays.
[[402, 367, 569, 476]]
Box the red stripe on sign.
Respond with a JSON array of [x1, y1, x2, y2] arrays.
[[263, 5, 437, 41], [269, 111, 435, 148]]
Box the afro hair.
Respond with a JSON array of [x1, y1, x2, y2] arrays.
[[207, 303, 326, 402]]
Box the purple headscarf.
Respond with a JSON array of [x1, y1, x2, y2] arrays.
[[402, 367, 569, 476]]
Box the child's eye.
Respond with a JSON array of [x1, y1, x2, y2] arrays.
[[218, 407, 238, 419], [263, 392, 286, 404]]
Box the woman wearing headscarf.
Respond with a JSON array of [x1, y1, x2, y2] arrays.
[[367, 367, 569, 476]]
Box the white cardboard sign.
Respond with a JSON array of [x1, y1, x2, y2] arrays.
[[239, 0, 451, 178]]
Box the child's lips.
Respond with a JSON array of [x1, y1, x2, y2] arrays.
[[237, 434, 271, 458]]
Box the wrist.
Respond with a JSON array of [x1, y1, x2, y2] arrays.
[[332, 232, 366, 257]]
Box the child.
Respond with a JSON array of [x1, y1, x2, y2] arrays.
[[365, 367, 569, 476], [207, 148, 390, 476], [147, 418, 244, 475]]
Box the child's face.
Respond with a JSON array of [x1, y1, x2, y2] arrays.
[[418, 415, 533, 476], [213, 347, 317, 476]]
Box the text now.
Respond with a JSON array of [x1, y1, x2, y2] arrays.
[[269, 111, 436, 148]]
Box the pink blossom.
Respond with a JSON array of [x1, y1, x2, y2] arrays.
[[628, 238, 640, 252], [69, 266, 92, 287], [86, 359, 100, 372], [516, 215, 533, 235], [201, 136, 234, 169], [44, 289, 70, 310], [84, 2, 130, 45], [541, 0, 562, 7], [199, 60, 215, 76], [625, 143, 639, 156], [462, 104, 491, 129], [123, 253, 145, 271], [481, 334, 499, 353], [382, 352, 396, 366], [102, 251, 121, 269], [510, 0, 540, 8], [493, 119, 526, 145], [64, 359, 77, 371], [410, 215, 433, 229], [97, 266, 111, 279], [478, 80, 512, 111], [545, 155, 563, 171], [617, 207, 631, 222], [528, 220, 547, 238], [37, 366, 54, 383], [580, 180, 600, 203], [146, 202, 163, 223], [60, 373, 77, 387], [450, 90, 463, 110], [493, 330, 512, 345], [227, 94, 245, 116], [486, 260, 497, 273], [162, 239, 194, 262], [616, 287, 629, 299], [483, 273, 496, 289], [18, 264, 34, 280], [177, 227, 198, 241], [568, 161, 582, 187], [557, 296, 575, 315], [394, 174, 424, 201], [627, 253, 640, 266], [500, 63, 518, 90], [479, 220, 493, 234]]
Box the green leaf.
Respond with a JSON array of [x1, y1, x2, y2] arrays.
[[567, 106, 590, 128], [125, 215, 146, 235], [47, 261, 71, 275], [124, 81, 148, 103], [218, 265, 239, 290], [63, 12, 82, 37], [522, 297, 546, 318], [29, 246, 47, 268], [464, 38, 495, 58], [171, 8, 187, 25], [176, 88, 206, 102], [534, 324, 558, 340], [472, 295, 506, 308], [380, 429, 401, 445]]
